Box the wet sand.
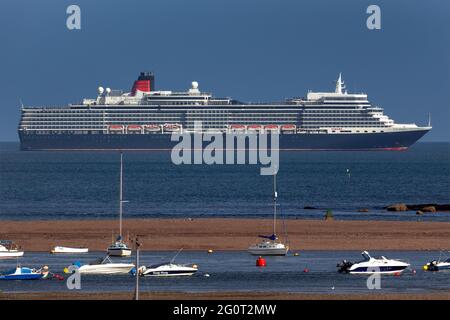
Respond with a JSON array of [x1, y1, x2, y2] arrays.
[[1, 291, 449, 300], [0, 218, 449, 251]]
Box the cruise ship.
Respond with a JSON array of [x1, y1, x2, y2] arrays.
[[18, 72, 431, 151]]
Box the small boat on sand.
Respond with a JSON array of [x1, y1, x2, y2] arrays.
[[51, 246, 89, 254], [337, 251, 410, 274], [0, 240, 24, 258], [423, 251, 450, 271], [0, 266, 49, 280], [68, 256, 134, 275]]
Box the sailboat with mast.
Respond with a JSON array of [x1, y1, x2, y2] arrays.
[[247, 172, 289, 256], [107, 152, 132, 257]]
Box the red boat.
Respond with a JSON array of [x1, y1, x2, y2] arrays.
[[127, 125, 142, 132], [145, 124, 161, 132], [109, 125, 124, 132], [230, 124, 246, 131], [247, 125, 262, 131], [281, 124, 296, 132], [264, 125, 279, 131], [163, 124, 181, 132]]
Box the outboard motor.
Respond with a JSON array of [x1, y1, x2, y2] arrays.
[[337, 260, 354, 273]]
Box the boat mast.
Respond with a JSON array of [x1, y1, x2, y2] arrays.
[[119, 152, 123, 238], [273, 172, 277, 237]]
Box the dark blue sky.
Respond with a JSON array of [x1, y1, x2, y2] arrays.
[[0, 0, 449, 141]]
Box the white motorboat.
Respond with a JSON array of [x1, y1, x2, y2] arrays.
[[141, 263, 198, 277], [248, 172, 289, 256], [141, 249, 198, 277], [107, 152, 132, 257], [51, 246, 89, 254], [424, 251, 450, 271], [0, 240, 24, 258], [69, 256, 134, 275], [337, 251, 410, 274]]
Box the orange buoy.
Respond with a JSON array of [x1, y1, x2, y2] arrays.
[[394, 272, 401, 276], [256, 256, 266, 267], [303, 268, 309, 273]]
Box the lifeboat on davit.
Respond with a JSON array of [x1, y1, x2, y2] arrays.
[[163, 124, 181, 132], [230, 124, 246, 132], [109, 125, 124, 133], [247, 125, 262, 132], [264, 125, 279, 132], [145, 124, 161, 133], [280, 124, 296, 133], [127, 125, 142, 133]]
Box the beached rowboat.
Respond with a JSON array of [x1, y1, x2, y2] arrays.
[[51, 246, 89, 254]]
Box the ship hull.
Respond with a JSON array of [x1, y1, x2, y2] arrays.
[[19, 129, 429, 151]]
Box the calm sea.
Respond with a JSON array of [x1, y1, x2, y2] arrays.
[[0, 250, 449, 294], [0, 142, 449, 221]]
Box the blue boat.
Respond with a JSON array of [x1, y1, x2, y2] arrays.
[[0, 266, 44, 280]]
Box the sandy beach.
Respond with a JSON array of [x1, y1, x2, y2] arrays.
[[0, 218, 449, 251]]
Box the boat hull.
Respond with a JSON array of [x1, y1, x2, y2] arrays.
[[0, 274, 42, 280], [348, 266, 409, 274], [247, 248, 288, 256], [0, 251, 24, 258], [19, 129, 429, 151], [107, 248, 132, 257], [142, 269, 197, 277], [51, 247, 89, 254], [78, 264, 134, 275]]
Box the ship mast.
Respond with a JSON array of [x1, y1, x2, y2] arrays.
[[119, 152, 123, 238], [273, 172, 277, 237]]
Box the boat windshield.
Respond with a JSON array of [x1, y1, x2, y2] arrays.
[[149, 262, 171, 269]]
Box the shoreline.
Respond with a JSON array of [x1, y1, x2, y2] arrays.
[[1, 218, 449, 251], [1, 291, 449, 300]]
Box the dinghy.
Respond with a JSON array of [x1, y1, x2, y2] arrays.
[[51, 246, 89, 254]]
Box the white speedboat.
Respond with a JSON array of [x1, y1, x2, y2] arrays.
[[107, 153, 132, 257], [424, 251, 450, 271], [51, 246, 89, 254], [0, 241, 24, 258], [248, 172, 289, 256], [70, 256, 134, 275], [337, 251, 410, 274], [141, 263, 198, 277], [142, 249, 198, 277]]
